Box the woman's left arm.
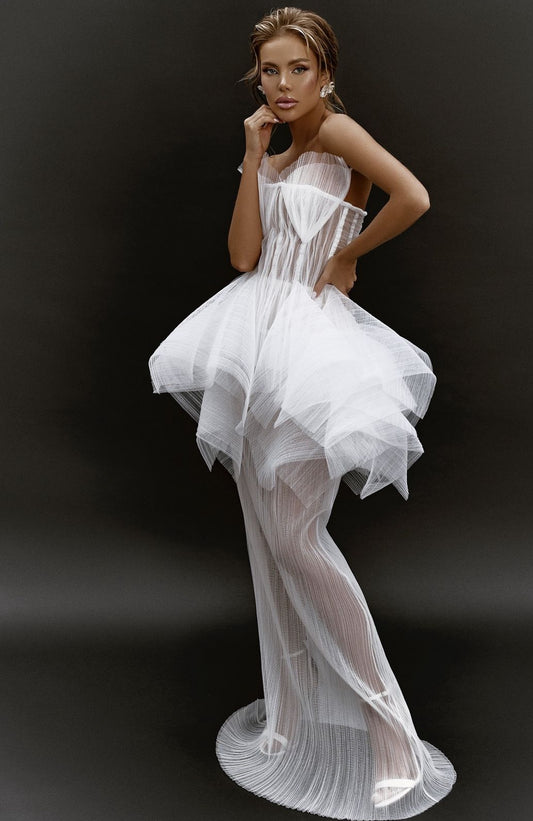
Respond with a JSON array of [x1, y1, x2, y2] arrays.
[[314, 114, 430, 296]]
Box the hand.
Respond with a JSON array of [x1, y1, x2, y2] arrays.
[[243, 105, 283, 163], [313, 254, 358, 298]]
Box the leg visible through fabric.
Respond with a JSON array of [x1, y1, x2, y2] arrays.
[[216, 439, 456, 819]]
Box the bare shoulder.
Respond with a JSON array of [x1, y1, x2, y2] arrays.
[[318, 112, 378, 159], [318, 112, 429, 200], [319, 112, 356, 137]]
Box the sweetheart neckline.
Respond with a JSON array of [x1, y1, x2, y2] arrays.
[[259, 151, 367, 216], [263, 149, 350, 177]]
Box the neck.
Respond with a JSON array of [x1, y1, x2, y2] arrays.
[[287, 102, 330, 153]]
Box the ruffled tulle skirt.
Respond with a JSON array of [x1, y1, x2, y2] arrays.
[[148, 269, 436, 506]]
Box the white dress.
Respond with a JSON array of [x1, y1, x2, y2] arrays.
[[149, 150, 456, 819]]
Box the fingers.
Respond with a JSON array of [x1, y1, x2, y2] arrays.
[[256, 103, 282, 123], [345, 275, 357, 293], [312, 256, 358, 300], [243, 105, 282, 157], [312, 277, 325, 299], [245, 105, 282, 130], [313, 279, 356, 299]]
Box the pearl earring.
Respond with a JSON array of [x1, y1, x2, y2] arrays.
[[319, 81, 335, 98], [257, 85, 265, 93]]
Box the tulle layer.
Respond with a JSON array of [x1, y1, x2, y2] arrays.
[[148, 270, 436, 505]]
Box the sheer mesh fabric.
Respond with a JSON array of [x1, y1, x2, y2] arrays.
[[148, 150, 456, 817]]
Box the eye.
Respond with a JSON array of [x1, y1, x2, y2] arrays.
[[261, 66, 309, 75]]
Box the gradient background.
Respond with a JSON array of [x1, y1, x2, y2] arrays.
[[1, 1, 531, 819]]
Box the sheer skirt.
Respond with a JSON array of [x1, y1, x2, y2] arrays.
[[216, 438, 456, 819]]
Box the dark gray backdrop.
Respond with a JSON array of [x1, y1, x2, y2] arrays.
[[1, 2, 531, 820]]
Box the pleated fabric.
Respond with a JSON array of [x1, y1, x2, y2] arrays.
[[148, 150, 456, 817]]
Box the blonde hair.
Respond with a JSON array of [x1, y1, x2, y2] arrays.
[[239, 6, 347, 116]]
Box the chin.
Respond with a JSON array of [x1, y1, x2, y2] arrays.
[[275, 106, 302, 118]]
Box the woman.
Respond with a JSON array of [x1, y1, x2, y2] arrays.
[[149, 6, 456, 819]]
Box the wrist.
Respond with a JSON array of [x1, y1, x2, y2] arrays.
[[336, 243, 359, 266], [242, 153, 262, 171]]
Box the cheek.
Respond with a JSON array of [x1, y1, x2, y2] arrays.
[[300, 73, 318, 94]]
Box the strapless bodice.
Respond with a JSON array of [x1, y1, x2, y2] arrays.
[[238, 151, 367, 287]]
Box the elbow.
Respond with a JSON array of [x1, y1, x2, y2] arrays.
[[231, 258, 252, 272], [391, 186, 430, 216], [410, 185, 430, 214], [418, 189, 431, 213], [230, 254, 259, 272], [229, 242, 261, 272], [228, 243, 248, 271]]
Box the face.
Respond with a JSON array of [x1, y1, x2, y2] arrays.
[[258, 32, 328, 119]]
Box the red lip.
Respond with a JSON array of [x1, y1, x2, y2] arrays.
[[276, 97, 297, 103]]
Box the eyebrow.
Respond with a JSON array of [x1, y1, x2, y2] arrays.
[[260, 57, 311, 66]]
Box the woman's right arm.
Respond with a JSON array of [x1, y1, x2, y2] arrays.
[[228, 105, 281, 272], [228, 156, 263, 272]]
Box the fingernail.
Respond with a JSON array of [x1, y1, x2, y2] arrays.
[[312, 291, 317, 299]]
